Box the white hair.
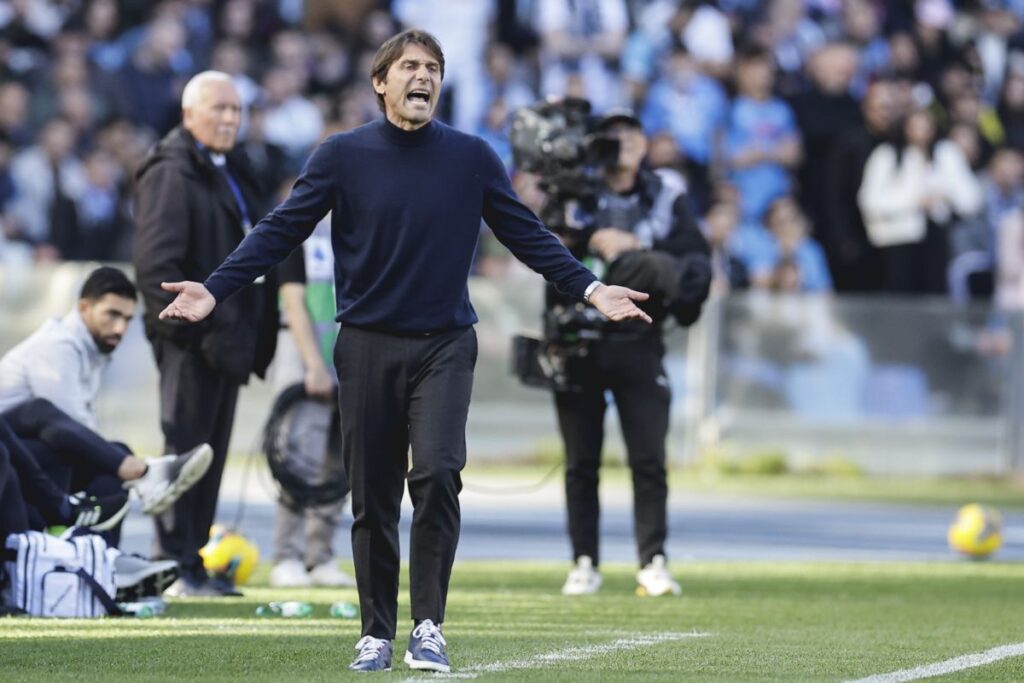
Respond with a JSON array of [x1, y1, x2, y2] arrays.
[[181, 71, 235, 110]]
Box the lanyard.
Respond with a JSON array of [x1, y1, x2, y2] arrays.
[[217, 164, 252, 232], [199, 144, 253, 232]]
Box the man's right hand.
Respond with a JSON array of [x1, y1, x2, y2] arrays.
[[159, 281, 216, 322], [305, 365, 336, 399]]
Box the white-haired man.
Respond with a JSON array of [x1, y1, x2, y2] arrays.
[[132, 71, 278, 597]]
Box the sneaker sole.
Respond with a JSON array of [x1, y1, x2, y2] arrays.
[[635, 585, 682, 597], [269, 578, 313, 588], [89, 497, 131, 532], [404, 651, 450, 673], [309, 575, 356, 588], [143, 444, 214, 515], [561, 577, 603, 595]]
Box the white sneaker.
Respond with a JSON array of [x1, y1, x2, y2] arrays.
[[128, 444, 214, 515], [308, 560, 356, 587], [561, 555, 602, 595], [269, 559, 312, 588], [636, 554, 681, 597]]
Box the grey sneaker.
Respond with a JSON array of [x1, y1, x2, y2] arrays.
[[349, 636, 392, 672], [404, 619, 450, 673], [128, 444, 214, 515], [114, 554, 179, 601]]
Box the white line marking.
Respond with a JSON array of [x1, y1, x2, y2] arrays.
[[399, 631, 710, 681], [845, 642, 1024, 683]]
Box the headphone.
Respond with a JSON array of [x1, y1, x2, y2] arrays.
[[261, 383, 347, 508]]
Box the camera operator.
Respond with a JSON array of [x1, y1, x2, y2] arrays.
[[549, 110, 710, 597]]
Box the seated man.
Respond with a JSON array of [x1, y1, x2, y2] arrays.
[[0, 267, 213, 546], [0, 414, 179, 600]]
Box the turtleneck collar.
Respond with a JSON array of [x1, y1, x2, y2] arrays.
[[378, 117, 439, 147]]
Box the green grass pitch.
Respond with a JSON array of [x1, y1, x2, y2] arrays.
[[3, 560, 1024, 681]]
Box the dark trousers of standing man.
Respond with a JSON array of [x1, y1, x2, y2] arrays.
[[554, 334, 671, 568], [151, 338, 240, 575], [335, 325, 476, 640]]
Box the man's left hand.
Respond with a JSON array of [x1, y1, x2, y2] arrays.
[[589, 284, 653, 324]]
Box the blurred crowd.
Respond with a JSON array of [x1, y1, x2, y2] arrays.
[[0, 0, 1023, 304]]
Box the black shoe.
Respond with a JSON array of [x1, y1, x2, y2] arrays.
[[67, 491, 130, 532], [206, 574, 243, 597], [163, 573, 221, 598]]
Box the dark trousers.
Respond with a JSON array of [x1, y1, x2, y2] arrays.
[[554, 335, 671, 568], [0, 416, 65, 525], [879, 222, 949, 295], [0, 440, 30, 541], [336, 325, 476, 640], [2, 398, 128, 477], [1, 400, 129, 544], [150, 338, 239, 574], [25, 439, 126, 546]]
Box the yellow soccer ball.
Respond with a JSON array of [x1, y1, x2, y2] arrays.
[[200, 526, 260, 585], [948, 504, 1003, 559]]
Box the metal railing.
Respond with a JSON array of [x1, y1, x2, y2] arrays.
[[0, 264, 1018, 474]]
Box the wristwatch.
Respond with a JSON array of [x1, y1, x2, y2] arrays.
[[583, 280, 603, 304]]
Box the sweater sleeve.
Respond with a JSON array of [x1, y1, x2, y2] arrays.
[[204, 137, 337, 302], [478, 140, 596, 299], [937, 141, 983, 217]]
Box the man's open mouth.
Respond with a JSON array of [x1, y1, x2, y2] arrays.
[[407, 90, 430, 103]]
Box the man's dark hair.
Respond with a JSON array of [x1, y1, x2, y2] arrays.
[[736, 44, 774, 65], [80, 266, 137, 302], [369, 29, 445, 113]]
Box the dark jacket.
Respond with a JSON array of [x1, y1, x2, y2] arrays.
[[547, 166, 711, 334], [132, 126, 277, 383], [823, 125, 886, 292]]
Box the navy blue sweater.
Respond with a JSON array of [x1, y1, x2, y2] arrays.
[[204, 118, 596, 333]]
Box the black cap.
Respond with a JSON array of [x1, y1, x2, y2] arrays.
[[595, 108, 642, 132]]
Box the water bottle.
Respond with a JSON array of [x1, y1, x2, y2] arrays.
[[117, 597, 166, 618], [118, 601, 155, 618], [329, 601, 358, 619], [255, 601, 314, 618]]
